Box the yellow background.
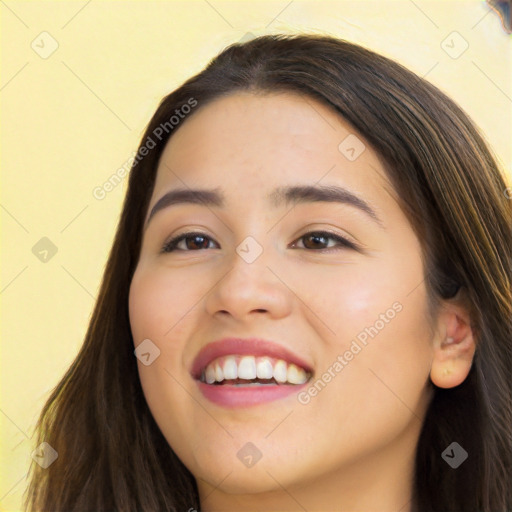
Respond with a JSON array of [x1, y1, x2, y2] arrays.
[[1, 1, 511, 510]]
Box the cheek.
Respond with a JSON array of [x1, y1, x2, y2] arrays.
[[128, 266, 195, 412], [301, 248, 427, 344], [129, 264, 203, 343], [128, 266, 205, 465], [300, 246, 433, 435], [290, 290, 433, 480]]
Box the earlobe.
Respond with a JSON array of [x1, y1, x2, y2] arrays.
[[429, 305, 476, 389]]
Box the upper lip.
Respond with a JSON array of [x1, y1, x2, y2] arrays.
[[190, 337, 313, 380]]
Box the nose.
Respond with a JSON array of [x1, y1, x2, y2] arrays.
[[204, 244, 292, 322]]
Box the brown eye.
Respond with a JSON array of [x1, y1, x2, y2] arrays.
[[161, 232, 218, 253], [293, 231, 358, 251]]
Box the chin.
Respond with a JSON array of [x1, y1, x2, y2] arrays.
[[194, 461, 289, 495]]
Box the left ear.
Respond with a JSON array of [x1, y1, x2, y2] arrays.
[[430, 297, 476, 389]]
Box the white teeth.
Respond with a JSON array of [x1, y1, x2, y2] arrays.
[[287, 363, 308, 384], [256, 357, 273, 379], [223, 356, 238, 380], [214, 362, 224, 382], [238, 356, 257, 380], [273, 360, 288, 383], [201, 355, 310, 385], [205, 364, 216, 384]]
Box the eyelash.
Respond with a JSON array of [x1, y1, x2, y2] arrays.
[[160, 230, 360, 254]]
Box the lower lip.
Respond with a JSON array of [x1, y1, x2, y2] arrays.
[[196, 381, 308, 408]]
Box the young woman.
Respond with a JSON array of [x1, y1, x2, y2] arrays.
[[25, 34, 511, 512]]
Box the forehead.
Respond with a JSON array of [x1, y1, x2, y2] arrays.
[[152, 91, 393, 207]]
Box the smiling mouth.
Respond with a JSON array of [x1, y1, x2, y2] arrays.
[[198, 354, 311, 386]]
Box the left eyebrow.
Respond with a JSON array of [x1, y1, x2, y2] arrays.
[[144, 184, 384, 230]]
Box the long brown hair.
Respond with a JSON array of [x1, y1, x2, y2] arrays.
[[25, 34, 511, 512]]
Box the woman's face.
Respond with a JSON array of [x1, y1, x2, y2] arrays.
[[129, 92, 437, 507]]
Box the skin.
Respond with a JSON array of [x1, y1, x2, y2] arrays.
[[128, 91, 475, 511]]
